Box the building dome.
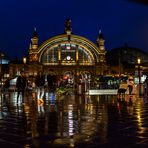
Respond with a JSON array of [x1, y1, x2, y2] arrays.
[[106, 45, 148, 65], [106, 44, 148, 74]]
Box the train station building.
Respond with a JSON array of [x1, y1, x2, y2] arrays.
[[9, 19, 108, 83]]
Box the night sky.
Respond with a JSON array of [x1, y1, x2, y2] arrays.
[[0, 0, 148, 59]]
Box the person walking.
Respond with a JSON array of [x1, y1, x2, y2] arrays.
[[127, 76, 134, 95], [35, 71, 45, 100], [3, 77, 10, 94], [16, 70, 27, 104], [144, 76, 148, 97], [117, 80, 128, 99], [47, 74, 57, 92]]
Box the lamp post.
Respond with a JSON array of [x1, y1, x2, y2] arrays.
[[0, 54, 1, 109], [0, 53, 4, 88], [0, 53, 4, 108], [137, 58, 141, 97]]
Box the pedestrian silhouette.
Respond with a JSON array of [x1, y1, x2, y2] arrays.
[[35, 71, 45, 100], [47, 74, 57, 92], [16, 70, 27, 104], [144, 76, 148, 97], [127, 76, 134, 95]]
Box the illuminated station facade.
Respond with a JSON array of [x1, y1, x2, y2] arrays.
[[10, 19, 108, 84]]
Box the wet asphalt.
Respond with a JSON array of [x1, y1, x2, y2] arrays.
[[0, 90, 148, 148]]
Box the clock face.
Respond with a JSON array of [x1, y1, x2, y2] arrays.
[[66, 55, 71, 60]]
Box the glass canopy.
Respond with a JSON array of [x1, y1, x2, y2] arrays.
[[41, 43, 94, 65]]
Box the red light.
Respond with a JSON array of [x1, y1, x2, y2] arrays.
[[64, 76, 68, 80]]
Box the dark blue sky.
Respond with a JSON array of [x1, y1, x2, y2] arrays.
[[0, 0, 148, 58]]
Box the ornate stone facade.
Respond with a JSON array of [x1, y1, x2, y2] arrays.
[[28, 19, 107, 79]]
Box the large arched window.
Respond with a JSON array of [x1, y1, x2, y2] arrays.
[[61, 43, 76, 65], [78, 46, 93, 65], [41, 45, 59, 65], [41, 43, 94, 65]]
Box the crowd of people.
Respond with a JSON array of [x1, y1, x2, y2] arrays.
[[2, 70, 58, 104], [1, 71, 148, 104]]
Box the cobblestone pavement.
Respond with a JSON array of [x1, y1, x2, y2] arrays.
[[0, 90, 148, 148]]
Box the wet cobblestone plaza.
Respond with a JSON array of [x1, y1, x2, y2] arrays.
[[0, 90, 148, 148]]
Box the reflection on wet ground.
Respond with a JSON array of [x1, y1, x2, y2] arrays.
[[0, 90, 148, 147]]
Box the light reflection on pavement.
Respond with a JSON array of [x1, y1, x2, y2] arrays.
[[0, 90, 148, 147]]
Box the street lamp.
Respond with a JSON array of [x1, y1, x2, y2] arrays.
[[0, 53, 4, 87], [23, 57, 27, 64], [23, 57, 27, 71], [0, 53, 4, 109], [137, 58, 141, 97]]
